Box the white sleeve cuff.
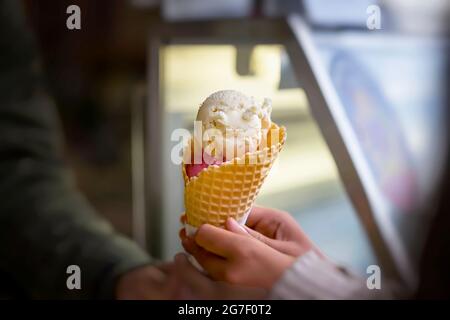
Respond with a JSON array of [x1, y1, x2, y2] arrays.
[[269, 251, 395, 300]]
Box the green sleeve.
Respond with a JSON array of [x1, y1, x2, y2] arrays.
[[0, 0, 152, 299]]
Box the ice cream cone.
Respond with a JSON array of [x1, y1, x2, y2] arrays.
[[182, 123, 286, 229]]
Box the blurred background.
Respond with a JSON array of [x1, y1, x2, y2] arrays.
[[23, 0, 449, 285]]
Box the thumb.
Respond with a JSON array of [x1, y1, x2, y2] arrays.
[[225, 218, 276, 247], [225, 218, 250, 236], [244, 226, 301, 256], [243, 225, 275, 245]]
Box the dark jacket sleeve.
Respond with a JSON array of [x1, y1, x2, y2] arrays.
[[0, 0, 151, 299]]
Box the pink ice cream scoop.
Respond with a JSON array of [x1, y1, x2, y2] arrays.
[[185, 152, 223, 178]]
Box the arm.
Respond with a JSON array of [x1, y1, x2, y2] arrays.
[[270, 251, 396, 300], [0, 0, 152, 299]]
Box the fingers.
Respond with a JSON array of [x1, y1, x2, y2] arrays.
[[179, 228, 194, 250], [225, 218, 249, 236], [172, 254, 267, 300], [243, 226, 307, 257], [242, 225, 286, 253], [180, 228, 228, 279], [195, 224, 244, 258], [245, 206, 268, 227], [222, 217, 274, 248], [246, 206, 282, 236], [243, 225, 272, 244]]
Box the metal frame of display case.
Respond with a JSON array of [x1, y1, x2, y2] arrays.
[[134, 14, 415, 288]]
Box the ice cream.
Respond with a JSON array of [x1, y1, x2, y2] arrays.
[[186, 90, 273, 178], [197, 90, 272, 157], [185, 151, 223, 179]]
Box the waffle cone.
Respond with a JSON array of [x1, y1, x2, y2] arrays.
[[182, 123, 286, 228]]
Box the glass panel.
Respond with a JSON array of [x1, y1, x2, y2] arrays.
[[310, 30, 448, 265]]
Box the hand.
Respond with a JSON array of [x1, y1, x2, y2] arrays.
[[181, 206, 321, 258], [180, 218, 296, 289], [243, 206, 322, 258], [167, 253, 268, 299], [115, 264, 172, 299]]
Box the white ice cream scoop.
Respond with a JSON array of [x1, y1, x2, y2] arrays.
[[196, 90, 272, 160]]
